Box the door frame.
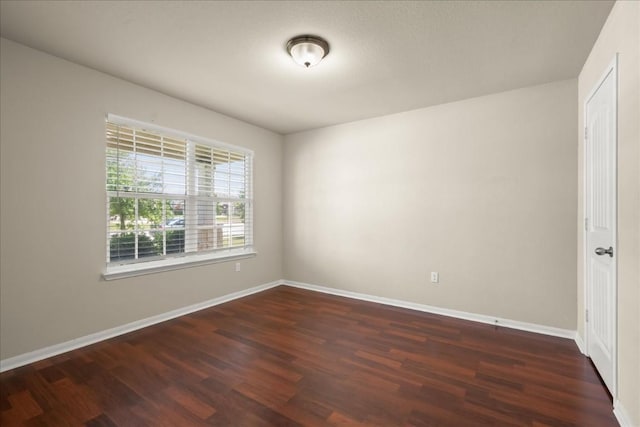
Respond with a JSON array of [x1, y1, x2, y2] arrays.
[[582, 54, 618, 399]]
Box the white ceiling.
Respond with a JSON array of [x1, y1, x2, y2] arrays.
[[0, 0, 613, 134]]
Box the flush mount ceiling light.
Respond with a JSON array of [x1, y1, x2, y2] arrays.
[[286, 35, 330, 68]]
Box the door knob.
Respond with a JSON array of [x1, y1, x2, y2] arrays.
[[595, 246, 614, 257]]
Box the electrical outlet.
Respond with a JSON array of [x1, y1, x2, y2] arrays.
[[430, 272, 439, 283], [235, 262, 241, 272]]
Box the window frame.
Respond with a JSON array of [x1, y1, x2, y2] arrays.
[[103, 114, 255, 280]]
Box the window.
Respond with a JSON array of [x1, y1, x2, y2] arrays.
[[104, 115, 254, 279]]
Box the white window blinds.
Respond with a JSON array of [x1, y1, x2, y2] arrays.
[[106, 117, 253, 268]]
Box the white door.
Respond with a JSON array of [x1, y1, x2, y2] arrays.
[[584, 57, 617, 397]]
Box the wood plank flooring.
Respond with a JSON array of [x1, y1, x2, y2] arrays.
[[1, 285, 617, 426]]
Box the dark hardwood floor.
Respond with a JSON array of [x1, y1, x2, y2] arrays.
[[1, 285, 617, 426]]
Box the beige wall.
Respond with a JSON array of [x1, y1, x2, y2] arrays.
[[284, 79, 578, 330], [577, 0, 640, 423], [0, 38, 283, 360]]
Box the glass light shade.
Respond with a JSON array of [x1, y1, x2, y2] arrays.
[[287, 36, 330, 68], [290, 42, 325, 68]]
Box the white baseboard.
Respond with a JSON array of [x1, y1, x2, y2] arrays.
[[0, 278, 585, 373], [0, 280, 283, 373], [574, 332, 587, 355], [614, 400, 635, 427], [283, 280, 576, 340]]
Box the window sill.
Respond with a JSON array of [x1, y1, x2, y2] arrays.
[[103, 250, 257, 281]]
